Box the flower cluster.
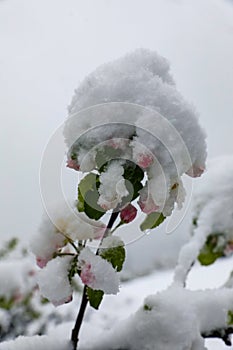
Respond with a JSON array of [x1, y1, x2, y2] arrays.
[[31, 49, 207, 312], [64, 49, 206, 220]]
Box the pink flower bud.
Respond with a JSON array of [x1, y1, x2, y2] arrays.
[[186, 165, 205, 178], [120, 204, 137, 223], [36, 256, 50, 269], [224, 242, 233, 256], [66, 159, 80, 171], [137, 153, 154, 169]]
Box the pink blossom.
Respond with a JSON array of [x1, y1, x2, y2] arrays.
[[107, 138, 129, 150], [120, 204, 137, 223], [13, 291, 24, 303], [136, 153, 154, 169], [66, 158, 80, 171], [36, 256, 50, 269], [138, 188, 159, 214], [224, 242, 233, 256], [80, 263, 96, 286], [186, 165, 205, 178], [93, 225, 106, 240]]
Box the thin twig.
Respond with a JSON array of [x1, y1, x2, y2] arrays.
[[71, 210, 119, 350]]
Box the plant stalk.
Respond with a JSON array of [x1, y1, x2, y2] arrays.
[[71, 210, 119, 350]]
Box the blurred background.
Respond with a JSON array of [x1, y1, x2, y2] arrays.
[[1, 0, 233, 276]]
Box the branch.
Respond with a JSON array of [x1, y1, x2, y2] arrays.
[[202, 327, 233, 346], [172, 225, 208, 286], [71, 210, 119, 350]]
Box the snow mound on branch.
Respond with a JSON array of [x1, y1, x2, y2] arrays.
[[174, 155, 233, 285], [64, 49, 206, 215], [84, 285, 233, 350], [0, 335, 71, 350], [193, 155, 233, 235]]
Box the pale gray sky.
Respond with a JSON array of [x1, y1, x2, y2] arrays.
[[1, 0, 233, 243]]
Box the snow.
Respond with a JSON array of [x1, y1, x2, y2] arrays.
[[63, 49, 207, 217], [37, 256, 73, 307], [174, 155, 233, 285], [0, 259, 35, 299], [78, 247, 119, 294], [100, 236, 124, 250], [98, 161, 129, 210], [192, 155, 233, 237], [0, 335, 71, 350], [30, 202, 106, 267], [1, 258, 233, 349]]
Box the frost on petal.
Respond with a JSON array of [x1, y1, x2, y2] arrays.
[[78, 248, 120, 294], [38, 256, 73, 307]]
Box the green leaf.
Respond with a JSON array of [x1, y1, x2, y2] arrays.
[[198, 234, 224, 266], [144, 304, 152, 311], [77, 173, 105, 220], [120, 161, 144, 205], [140, 212, 166, 231], [228, 310, 233, 325], [123, 161, 144, 184], [68, 256, 79, 283], [0, 296, 14, 310], [100, 245, 126, 272], [86, 287, 104, 310]]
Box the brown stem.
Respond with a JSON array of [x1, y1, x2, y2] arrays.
[[71, 210, 119, 350], [202, 327, 233, 346]]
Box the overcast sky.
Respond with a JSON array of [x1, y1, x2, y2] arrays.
[[0, 0, 233, 242]]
